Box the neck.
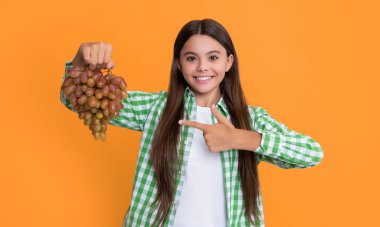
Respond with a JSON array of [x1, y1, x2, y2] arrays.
[[193, 88, 221, 107]]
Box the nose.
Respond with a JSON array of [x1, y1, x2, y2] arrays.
[[196, 58, 209, 72]]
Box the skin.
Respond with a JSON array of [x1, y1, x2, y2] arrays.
[[176, 34, 234, 107], [70, 40, 262, 153], [179, 104, 262, 153], [72, 42, 115, 70], [177, 35, 262, 153]]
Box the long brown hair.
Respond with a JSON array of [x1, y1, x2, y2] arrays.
[[150, 18, 260, 226]]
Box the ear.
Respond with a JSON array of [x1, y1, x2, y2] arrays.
[[226, 54, 234, 72], [176, 59, 182, 72]]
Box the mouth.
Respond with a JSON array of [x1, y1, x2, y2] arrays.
[[193, 76, 215, 83]]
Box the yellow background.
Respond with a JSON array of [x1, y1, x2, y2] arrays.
[[1, 0, 379, 226]]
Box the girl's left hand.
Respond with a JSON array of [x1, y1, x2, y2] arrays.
[[178, 104, 237, 153]]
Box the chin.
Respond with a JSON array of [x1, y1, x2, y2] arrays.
[[190, 85, 218, 95]]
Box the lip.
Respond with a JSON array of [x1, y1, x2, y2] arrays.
[[193, 76, 215, 84], [193, 76, 215, 79]]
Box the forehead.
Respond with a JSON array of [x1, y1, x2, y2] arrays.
[[180, 34, 226, 55]]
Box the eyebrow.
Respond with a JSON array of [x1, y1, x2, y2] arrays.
[[183, 50, 222, 56]]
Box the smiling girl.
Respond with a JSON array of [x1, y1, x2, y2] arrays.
[[60, 18, 324, 227]]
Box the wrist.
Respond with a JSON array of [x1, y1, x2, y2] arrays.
[[71, 53, 85, 68], [233, 129, 262, 151]]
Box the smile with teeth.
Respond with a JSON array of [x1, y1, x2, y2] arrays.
[[194, 76, 214, 81]]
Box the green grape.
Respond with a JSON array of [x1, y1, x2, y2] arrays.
[[96, 110, 104, 119]]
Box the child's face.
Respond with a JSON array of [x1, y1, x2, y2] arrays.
[[176, 34, 234, 99]]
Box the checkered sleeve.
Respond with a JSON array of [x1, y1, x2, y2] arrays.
[[249, 106, 324, 169], [60, 61, 165, 131], [108, 90, 165, 131]]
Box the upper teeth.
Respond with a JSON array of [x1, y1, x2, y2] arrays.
[[196, 77, 212, 81]]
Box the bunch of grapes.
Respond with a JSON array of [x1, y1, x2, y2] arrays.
[[61, 66, 127, 141]]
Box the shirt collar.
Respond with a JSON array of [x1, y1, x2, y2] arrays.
[[184, 85, 228, 116]]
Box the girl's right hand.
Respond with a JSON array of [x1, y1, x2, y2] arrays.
[[72, 42, 115, 70]]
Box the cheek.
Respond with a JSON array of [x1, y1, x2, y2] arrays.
[[182, 70, 197, 81], [217, 62, 228, 72], [181, 63, 196, 73], [181, 71, 193, 83]]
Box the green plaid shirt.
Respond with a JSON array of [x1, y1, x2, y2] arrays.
[[60, 61, 324, 227]]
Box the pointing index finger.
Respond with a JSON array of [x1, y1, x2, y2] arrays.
[[178, 119, 208, 131]]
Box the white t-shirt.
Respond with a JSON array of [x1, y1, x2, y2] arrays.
[[173, 105, 227, 227]]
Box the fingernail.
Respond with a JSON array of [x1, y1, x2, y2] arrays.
[[108, 62, 114, 69], [178, 120, 183, 124], [212, 104, 215, 108]]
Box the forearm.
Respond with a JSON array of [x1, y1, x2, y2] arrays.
[[233, 129, 262, 151]]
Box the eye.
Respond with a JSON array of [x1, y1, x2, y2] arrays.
[[186, 56, 218, 61], [210, 55, 218, 60]]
